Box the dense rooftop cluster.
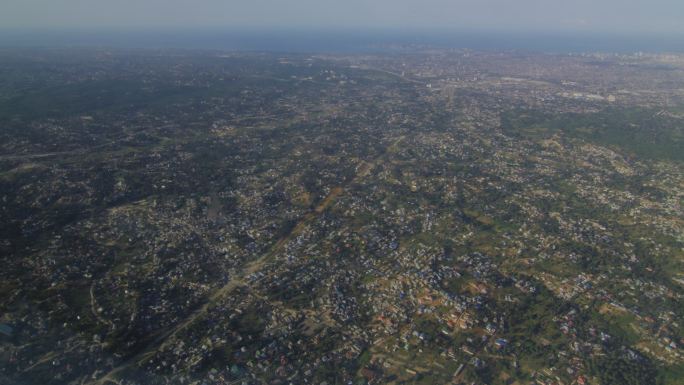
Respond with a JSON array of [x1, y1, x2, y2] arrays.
[[0, 48, 683, 385]]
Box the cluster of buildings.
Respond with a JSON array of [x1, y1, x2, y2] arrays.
[[1, 49, 682, 385]]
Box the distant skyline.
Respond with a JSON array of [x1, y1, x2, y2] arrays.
[[3, 0, 684, 35]]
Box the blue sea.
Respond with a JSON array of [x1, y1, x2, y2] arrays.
[[1, 28, 683, 54]]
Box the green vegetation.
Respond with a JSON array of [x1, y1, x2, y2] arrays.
[[502, 107, 684, 161]]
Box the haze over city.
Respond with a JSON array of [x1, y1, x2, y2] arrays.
[[3, 0, 684, 33], [1, 1, 683, 385]]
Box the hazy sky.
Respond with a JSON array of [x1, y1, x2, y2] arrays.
[[3, 0, 683, 34]]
